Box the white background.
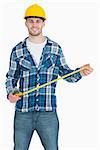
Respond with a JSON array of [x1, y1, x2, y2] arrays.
[[0, 0, 99, 150]]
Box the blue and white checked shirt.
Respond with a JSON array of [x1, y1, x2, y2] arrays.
[[5, 37, 82, 112]]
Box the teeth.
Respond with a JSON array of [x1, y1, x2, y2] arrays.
[[33, 28, 38, 32]]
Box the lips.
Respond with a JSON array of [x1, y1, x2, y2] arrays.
[[32, 28, 38, 32]]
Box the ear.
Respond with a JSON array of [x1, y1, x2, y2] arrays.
[[25, 20, 27, 27], [43, 20, 46, 27]]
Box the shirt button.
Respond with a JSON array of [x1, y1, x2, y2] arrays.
[[35, 104, 39, 111], [37, 83, 40, 86], [38, 79, 40, 81], [36, 99, 39, 102]]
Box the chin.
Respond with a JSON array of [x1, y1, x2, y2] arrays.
[[30, 31, 42, 36], [33, 32, 41, 36]]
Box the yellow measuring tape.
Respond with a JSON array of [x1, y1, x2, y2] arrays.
[[15, 68, 84, 97]]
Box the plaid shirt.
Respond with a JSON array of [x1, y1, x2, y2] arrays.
[[5, 37, 82, 112]]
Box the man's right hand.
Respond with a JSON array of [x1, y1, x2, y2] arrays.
[[8, 93, 21, 103]]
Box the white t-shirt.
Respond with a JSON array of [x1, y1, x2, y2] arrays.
[[26, 38, 47, 67]]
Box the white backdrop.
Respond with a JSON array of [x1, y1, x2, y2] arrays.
[[0, 0, 99, 150]]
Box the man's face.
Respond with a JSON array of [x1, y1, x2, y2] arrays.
[[25, 17, 45, 36]]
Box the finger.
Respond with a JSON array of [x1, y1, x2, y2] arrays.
[[12, 94, 21, 99], [80, 70, 86, 76], [82, 70, 90, 76], [85, 71, 91, 75], [10, 97, 20, 103], [84, 70, 92, 75], [89, 68, 93, 72], [12, 96, 21, 101], [85, 68, 93, 72], [15, 97, 21, 100]]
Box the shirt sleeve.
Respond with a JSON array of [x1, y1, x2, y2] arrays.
[[5, 48, 20, 97], [57, 47, 82, 83]]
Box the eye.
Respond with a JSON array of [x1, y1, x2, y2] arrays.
[[36, 19, 41, 23], [29, 20, 33, 23]]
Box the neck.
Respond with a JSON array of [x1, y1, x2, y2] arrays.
[[28, 34, 46, 44]]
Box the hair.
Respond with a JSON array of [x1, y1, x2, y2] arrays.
[[25, 16, 46, 22]]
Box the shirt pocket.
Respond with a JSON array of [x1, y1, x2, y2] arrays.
[[43, 54, 57, 69], [19, 57, 32, 71]]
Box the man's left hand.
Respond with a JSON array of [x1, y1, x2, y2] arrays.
[[80, 64, 93, 76]]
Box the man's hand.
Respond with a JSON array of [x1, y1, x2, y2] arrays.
[[8, 93, 21, 103], [80, 64, 93, 76]]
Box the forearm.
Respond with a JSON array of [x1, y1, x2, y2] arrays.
[[59, 67, 82, 83]]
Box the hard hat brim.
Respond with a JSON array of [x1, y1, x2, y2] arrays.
[[24, 16, 46, 21]]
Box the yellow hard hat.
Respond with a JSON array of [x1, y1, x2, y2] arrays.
[[24, 4, 46, 20]]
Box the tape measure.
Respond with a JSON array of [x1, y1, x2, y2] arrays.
[[15, 68, 84, 97]]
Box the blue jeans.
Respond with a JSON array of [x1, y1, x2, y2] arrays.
[[14, 111, 59, 150]]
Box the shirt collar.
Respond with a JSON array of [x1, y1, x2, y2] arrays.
[[22, 36, 53, 55]]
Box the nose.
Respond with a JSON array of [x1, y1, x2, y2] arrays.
[[32, 22, 38, 27]]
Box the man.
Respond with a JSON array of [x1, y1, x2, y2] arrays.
[[5, 4, 93, 150]]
